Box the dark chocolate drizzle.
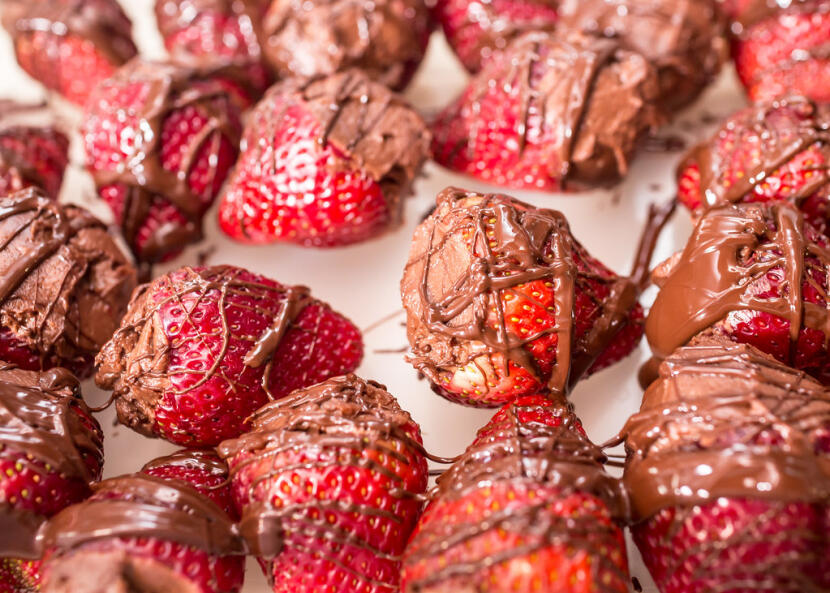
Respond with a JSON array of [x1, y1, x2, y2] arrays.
[[141, 448, 230, 479], [403, 397, 628, 592], [218, 375, 427, 577]]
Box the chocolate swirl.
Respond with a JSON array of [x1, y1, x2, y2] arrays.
[[84, 59, 241, 263], [0, 188, 136, 375], [620, 337, 830, 521], [0, 364, 103, 558], [218, 374, 427, 559], [679, 95, 830, 215], [401, 187, 641, 398], [646, 201, 830, 360], [403, 397, 627, 592]]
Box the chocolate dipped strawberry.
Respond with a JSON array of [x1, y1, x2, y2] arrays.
[[82, 59, 243, 264], [218, 69, 430, 247], [0, 188, 136, 378], [622, 337, 830, 593], [39, 471, 245, 593], [677, 95, 830, 234], [401, 394, 630, 593], [0, 364, 103, 593], [2, 0, 138, 106], [647, 200, 830, 384], [432, 31, 662, 191], [219, 375, 429, 593], [95, 265, 363, 447], [401, 187, 645, 407]]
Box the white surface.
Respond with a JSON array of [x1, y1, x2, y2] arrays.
[[0, 3, 750, 591]]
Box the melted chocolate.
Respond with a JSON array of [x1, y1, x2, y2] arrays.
[[646, 201, 830, 359], [401, 188, 641, 397], [218, 375, 427, 561], [41, 474, 245, 555], [141, 448, 230, 479], [620, 338, 830, 521], [403, 397, 628, 592], [734, 0, 828, 32]]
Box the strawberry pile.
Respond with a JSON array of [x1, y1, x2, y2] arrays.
[[402, 187, 645, 407]]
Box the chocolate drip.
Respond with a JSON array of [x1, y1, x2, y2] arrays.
[[141, 449, 230, 479], [646, 201, 830, 360], [245, 285, 312, 368], [41, 474, 245, 556], [404, 398, 627, 592], [401, 188, 640, 397], [620, 338, 830, 521], [0, 366, 102, 558], [218, 375, 427, 561], [680, 96, 830, 213]]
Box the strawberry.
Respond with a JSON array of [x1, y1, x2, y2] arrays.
[[434, 0, 558, 73], [732, 0, 830, 103], [82, 59, 243, 264], [259, 0, 431, 90], [155, 0, 272, 105], [0, 364, 104, 593], [218, 375, 429, 593], [432, 31, 662, 191], [402, 188, 645, 408], [677, 96, 830, 234], [218, 69, 431, 247], [95, 265, 364, 447], [39, 473, 246, 593], [647, 201, 830, 384], [401, 394, 629, 593], [622, 338, 830, 593], [1, 0, 138, 106], [0, 123, 69, 200], [142, 448, 238, 518]]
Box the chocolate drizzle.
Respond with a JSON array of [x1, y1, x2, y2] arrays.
[[0, 365, 103, 558], [0, 188, 136, 373], [218, 375, 427, 568], [620, 338, 830, 521], [41, 474, 245, 555], [646, 201, 830, 360], [84, 59, 241, 262], [402, 397, 628, 592], [141, 448, 230, 479], [401, 188, 641, 399]]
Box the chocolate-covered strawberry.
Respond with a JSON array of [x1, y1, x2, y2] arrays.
[[432, 31, 662, 191], [2, 0, 138, 106], [401, 188, 645, 407], [0, 188, 136, 378], [732, 0, 830, 103], [82, 59, 243, 264], [558, 0, 728, 111], [621, 338, 830, 593], [219, 375, 429, 593], [677, 96, 830, 234], [0, 364, 103, 593], [39, 471, 245, 593], [402, 394, 629, 593], [647, 201, 830, 384], [218, 69, 431, 247], [95, 265, 363, 447], [259, 0, 430, 90]]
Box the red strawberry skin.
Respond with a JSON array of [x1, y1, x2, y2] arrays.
[[0, 557, 39, 593], [0, 126, 69, 200], [82, 60, 242, 263], [95, 265, 364, 447], [733, 7, 830, 103], [2, 0, 138, 107], [434, 0, 558, 73]]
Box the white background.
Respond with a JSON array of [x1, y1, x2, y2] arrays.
[[0, 3, 749, 591]]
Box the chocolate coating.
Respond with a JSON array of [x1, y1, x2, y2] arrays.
[[0, 364, 103, 559], [0, 188, 136, 375], [401, 187, 641, 400], [218, 374, 427, 559], [621, 337, 830, 521], [141, 448, 230, 479], [259, 0, 431, 90], [558, 0, 728, 110]]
